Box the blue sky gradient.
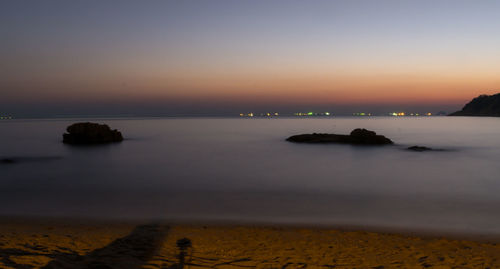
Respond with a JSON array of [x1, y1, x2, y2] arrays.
[[1, 0, 499, 116]]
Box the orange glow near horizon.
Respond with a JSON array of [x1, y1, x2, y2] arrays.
[[4, 70, 499, 106], [61, 70, 500, 105], [2, 1, 500, 114]]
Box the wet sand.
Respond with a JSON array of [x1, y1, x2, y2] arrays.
[[0, 218, 499, 268]]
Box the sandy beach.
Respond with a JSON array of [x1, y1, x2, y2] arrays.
[[1, 218, 499, 268]]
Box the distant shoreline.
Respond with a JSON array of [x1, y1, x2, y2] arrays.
[[0, 115, 459, 121]]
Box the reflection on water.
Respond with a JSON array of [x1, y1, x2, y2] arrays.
[[1, 117, 500, 234]]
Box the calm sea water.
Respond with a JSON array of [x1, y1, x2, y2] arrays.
[[1, 117, 500, 235]]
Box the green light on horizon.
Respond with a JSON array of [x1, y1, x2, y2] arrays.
[[308, 112, 313, 116]]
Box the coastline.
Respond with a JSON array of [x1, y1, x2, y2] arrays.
[[1, 217, 499, 268]]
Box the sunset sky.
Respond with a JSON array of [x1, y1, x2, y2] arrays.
[[1, 0, 500, 116]]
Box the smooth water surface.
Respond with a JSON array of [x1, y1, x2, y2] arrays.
[[1, 117, 500, 235]]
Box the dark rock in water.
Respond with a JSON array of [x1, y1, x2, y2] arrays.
[[63, 122, 123, 145], [407, 146, 433, 152], [1, 156, 62, 164], [449, 93, 500, 117], [1, 158, 16, 164], [350, 128, 376, 138], [286, 128, 393, 145], [407, 146, 447, 152]]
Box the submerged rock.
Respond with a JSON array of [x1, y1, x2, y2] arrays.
[[63, 122, 123, 145], [406, 146, 447, 152], [286, 128, 393, 145], [1, 158, 16, 164], [407, 146, 433, 152], [1, 156, 62, 164]]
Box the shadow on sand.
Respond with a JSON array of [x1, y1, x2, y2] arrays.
[[41, 224, 169, 269], [0, 223, 171, 269], [0, 223, 199, 268]]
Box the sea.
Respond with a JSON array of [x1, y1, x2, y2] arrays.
[[1, 117, 500, 236]]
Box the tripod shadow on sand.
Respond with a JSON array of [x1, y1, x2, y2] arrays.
[[42, 224, 169, 269]]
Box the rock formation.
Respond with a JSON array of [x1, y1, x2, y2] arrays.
[[449, 93, 500, 116], [63, 122, 123, 145], [286, 128, 393, 145]]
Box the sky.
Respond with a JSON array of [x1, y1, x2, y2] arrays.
[[1, 0, 500, 117]]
